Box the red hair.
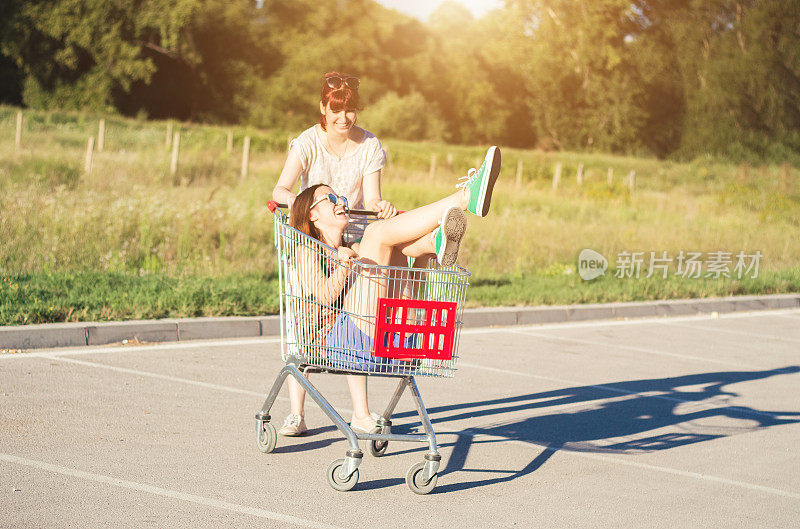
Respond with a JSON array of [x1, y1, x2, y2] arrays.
[[320, 71, 362, 131]]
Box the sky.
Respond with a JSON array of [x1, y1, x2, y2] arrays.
[[375, 0, 503, 21]]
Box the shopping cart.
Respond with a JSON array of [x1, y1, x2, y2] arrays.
[[254, 201, 470, 494]]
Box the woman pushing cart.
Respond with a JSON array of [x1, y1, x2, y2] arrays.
[[255, 146, 501, 493]]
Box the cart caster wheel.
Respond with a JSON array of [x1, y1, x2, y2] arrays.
[[406, 461, 437, 495], [369, 439, 388, 457], [326, 459, 359, 492], [256, 420, 277, 453]]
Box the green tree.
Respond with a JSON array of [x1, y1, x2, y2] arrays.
[[117, 0, 279, 121], [511, 0, 649, 153], [2, 0, 164, 111], [248, 0, 433, 131], [1, 0, 278, 121], [359, 91, 447, 141], [633, 0, 800, 159]]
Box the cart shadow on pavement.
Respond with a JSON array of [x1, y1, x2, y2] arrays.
[[374, 365, 800, 493], [272, 426, 341, 454]]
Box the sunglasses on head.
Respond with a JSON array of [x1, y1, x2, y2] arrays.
[[325, 75, 360, 90], [310, 192, 349, 211]]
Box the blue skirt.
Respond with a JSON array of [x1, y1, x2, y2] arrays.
[[327, 313, 407, 372]]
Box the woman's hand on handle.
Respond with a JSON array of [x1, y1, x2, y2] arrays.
[[373, 199, 397, 219], [272, 186, 296, 211]]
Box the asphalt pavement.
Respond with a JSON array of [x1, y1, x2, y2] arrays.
[[2, 309, 799, 528]]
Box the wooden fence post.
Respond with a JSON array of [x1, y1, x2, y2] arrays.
[[84, 137, 95, 173], [607, 167, 613, 186], [166, 122, 173, 148], [98, 119, 105, 151], [170, 132, 180, 175], [577, 163, 584, 187], [227, 131, 233, 153], [15, 111, 22, 151], [780, 163, 790, 193], [628, 170, 636, 192], [429, 153, 437, 179], [241, 136, 251, 179], [516, 159, 523, 188], [552, 162, 562, 191]]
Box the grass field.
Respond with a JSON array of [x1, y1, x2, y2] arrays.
[[1, 105, 799, 324]]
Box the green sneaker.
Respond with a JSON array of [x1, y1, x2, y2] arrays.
[[432, 206, 467, 266], [457, 146, 501, 217]]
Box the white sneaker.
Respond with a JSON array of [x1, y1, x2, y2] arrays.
[[350, 412, 381, 433], [278, 413, 307, 436], [431, 206, 467, 266]]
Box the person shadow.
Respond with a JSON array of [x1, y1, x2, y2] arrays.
[[361, 365, 800, 492]]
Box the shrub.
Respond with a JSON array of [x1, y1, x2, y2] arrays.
[[359, 92, 448, 142]]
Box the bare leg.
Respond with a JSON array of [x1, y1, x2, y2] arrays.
[[357, 191, 466, 265], [287, 375, 306, 416], [396, 235, 435, 260], [387, 243, 433, 300], [346, 375, 371, 421]]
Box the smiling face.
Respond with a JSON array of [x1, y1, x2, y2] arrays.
[[308, 186, 349, 235], [320, 101, 357, 135]]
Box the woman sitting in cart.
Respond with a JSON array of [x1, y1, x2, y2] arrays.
[[288, 146, 501, 432]]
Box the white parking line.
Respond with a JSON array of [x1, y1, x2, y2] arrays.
[[0, 337, 282, 360], [658, 320, 800, 344], [0, 453, 343, 529], [572, 447, 800, 500], [460, 434, 800, 501], [41, 355, 356, 414], [48, 352, 774, 429], [459, 308, 800, 336], [507, 329, 759, 369], [773, 313, 800, 320], [44, 355, 271, 399], [48, 351, 786, 451]]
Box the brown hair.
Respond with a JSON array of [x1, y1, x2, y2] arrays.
[[320, 71, 361, 131], [289, 184, 327, 241]]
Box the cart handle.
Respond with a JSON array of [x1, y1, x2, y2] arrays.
[[267, 201, 402, 216]]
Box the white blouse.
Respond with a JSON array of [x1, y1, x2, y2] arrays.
[[290, 125, 386, 210]]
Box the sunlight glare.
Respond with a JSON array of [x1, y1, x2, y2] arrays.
[[376, 0, 503, 21]]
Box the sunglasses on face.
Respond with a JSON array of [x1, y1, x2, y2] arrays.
[[325, 75, 360, 90], [310, 192, 349, 211]]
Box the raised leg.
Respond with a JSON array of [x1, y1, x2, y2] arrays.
[[357, 191, 466, 266]]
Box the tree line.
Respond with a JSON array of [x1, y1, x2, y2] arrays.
[[1, 0, 798, 161]]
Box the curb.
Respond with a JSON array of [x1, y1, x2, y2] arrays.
[[460, 294, 800, 327], [2, 294, 798, 351]]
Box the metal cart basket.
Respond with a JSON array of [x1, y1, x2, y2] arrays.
[[254, 201, 470, 494]]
